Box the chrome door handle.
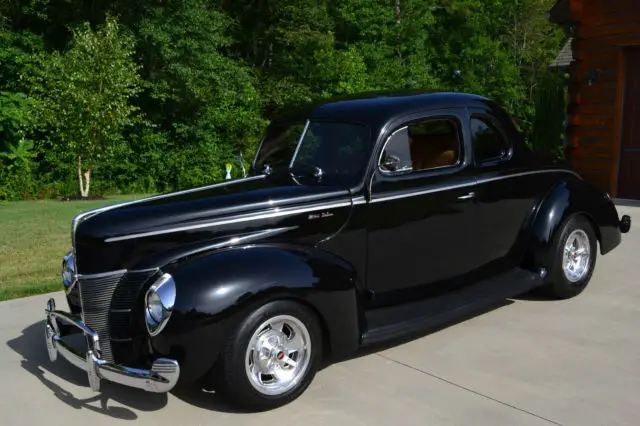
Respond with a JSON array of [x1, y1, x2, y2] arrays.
[[457, 191, 475, 200]]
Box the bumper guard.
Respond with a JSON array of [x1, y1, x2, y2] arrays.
[[44, 298, 180, 393]]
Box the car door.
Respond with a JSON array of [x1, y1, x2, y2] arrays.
[[469, 106, 557, 270], [365, 109, 481, 307]]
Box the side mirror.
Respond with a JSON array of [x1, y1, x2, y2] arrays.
[[380, 153, 412, 174], [381, 154, 401, 172]]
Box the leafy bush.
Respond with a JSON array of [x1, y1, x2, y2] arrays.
[[0, 139, 36, 200]]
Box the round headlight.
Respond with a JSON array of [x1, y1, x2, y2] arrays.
[[146, 291, 165, 323], [144, 273, 176, 336]]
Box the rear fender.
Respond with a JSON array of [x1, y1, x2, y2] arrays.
[[150, 244, 362, 384], [524, 179, 622, 270]]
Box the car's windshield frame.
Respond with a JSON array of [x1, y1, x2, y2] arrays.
[[252, 117, 373, 187], [252, 118, 308, 173]]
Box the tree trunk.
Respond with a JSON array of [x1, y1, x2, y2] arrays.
[[78, 155, 84, 197], [77, 155, 92, 198], [83, 168, 91, 198], [395, 0, 402, 60]]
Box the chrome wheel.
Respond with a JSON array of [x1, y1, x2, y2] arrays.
[[245, 314, 311, 396], [562, 229, 591, 282]]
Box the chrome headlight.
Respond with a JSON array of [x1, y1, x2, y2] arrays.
[[144, 273, 176, 336], [61, 251, 76, 292]]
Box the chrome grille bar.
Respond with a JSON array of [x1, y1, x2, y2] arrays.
[[109, 269, 159, 341], [78, 270, 126, 362]]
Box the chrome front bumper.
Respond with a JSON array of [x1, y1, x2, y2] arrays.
[[44, 298, 180, 393]]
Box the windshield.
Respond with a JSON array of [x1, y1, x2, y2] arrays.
[[253, 120, 371, 186]]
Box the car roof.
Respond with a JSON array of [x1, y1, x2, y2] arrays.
[[269, 90, 492, 130]]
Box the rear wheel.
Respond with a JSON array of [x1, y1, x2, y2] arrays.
[[542, 215, 598, 299], [213, 300, 322, 411]]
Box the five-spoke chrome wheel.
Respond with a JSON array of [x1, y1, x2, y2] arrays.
[[562, 229, 591, 283], [245, 315, 312, 396], [542, 216, 597, 299]]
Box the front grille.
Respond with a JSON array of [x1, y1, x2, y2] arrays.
[[78, 269, 158, 363], [78, 271, 126, 362], [110, 270, 160, 340]]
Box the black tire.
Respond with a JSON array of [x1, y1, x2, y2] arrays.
[[213, 300, 322, 411], [542, 215, 598, 299]]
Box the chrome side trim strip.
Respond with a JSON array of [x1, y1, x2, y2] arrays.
[[77, 175, 267, 219], [104, 201, 351, 243], [90, 169, 579, 242], [351, 196, 367, 206], [163, 227, 298, 258], [70, 175, 267, 250], [476, 169, 581, 185], [371, 180, 474, 203], [370, 169, 581, 204]]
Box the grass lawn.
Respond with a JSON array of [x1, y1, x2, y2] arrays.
[[0, 195, 151, 301]]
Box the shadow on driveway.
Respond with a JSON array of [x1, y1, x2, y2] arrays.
[[6, 320, 261, 418], [6, 321, 168, 419], [5, 298, 520, 418]]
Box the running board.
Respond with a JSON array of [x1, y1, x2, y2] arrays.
[[362, 268, 543, 346]]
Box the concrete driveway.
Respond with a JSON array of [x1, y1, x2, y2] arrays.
[[1, 205, 637, 426]]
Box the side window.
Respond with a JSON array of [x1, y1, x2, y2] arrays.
[[379, 118, 462, 175], [470, 116, 510, 164]]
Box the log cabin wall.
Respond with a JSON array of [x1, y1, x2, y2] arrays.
[[566, 0, 640, 198]]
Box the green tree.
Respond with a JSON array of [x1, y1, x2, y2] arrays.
[[331, 0, 440, 91], [0, 91, 34, 151], [499, 0, 565, 130], [137, 0, 266, 187], [30, 14, 142, 197], [0, 0, 569, 199]]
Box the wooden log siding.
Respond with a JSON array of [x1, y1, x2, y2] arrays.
[[565, 0, 640, 195]]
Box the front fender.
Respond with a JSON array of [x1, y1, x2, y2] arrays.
[[525, 179, 622, 270], [150, 244, 362, 384]]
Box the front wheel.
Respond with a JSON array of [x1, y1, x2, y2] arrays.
[[213, 300, 322, 411], [543, 215, 598, 299]]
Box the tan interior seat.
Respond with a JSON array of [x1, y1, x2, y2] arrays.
[[409, 133, 459, 170]]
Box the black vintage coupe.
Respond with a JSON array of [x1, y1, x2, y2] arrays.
[[45, 91, 631, 411]]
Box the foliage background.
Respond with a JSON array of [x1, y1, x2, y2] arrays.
[[0, 0, 567, 200]]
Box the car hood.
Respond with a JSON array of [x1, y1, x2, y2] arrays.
[[73, 174, 353, 274]]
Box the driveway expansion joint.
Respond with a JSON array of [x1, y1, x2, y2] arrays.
[[376, 353, 564, 426]]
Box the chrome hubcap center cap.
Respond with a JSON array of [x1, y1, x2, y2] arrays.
[[245, 315, 311, 396], [254, 332, 291, 371], [562, 229, 591, 283]]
